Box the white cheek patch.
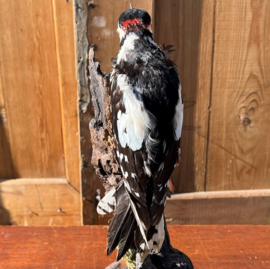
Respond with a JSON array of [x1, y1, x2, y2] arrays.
[[117, 25, 126, 40], [116, 75, 152, 151], [173, 84, 184, 140]]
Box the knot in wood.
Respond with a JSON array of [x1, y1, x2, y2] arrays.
[[242, 117, 251, 126]]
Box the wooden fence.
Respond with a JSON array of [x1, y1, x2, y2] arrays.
[[0, 0, 269, 225]]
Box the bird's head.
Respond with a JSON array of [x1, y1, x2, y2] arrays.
[[117, 8, 152, 41]]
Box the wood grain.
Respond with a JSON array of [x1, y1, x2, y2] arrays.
[[0, 225, 269, 269], [0, 178, 80, 226], [165, 189, 270, 224], [74, 0, 104, 225], [52, 0, 81, 192], [206, 0, 270, 190], [155, 0, 215, 192], [0, 1, 65, 178]]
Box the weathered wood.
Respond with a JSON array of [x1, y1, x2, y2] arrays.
[[74, 0, 104, 225], [88, 48, 121, 192], [0, 225, 269, 269], [0, 178, 81, 226], [0, 0, 65, 178], [206, 0, 270, 190], [154, 0, 215, 192], [51, 0, 81, 192], [165, 190, 270, 224]]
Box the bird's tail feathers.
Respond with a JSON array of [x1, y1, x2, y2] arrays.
[[106, 183, 139, 261], [128, 193, 149, 250], [97, 187, 116, 215]]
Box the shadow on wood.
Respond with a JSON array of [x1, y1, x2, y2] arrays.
[[0, 113, 16, 225], [155, 0, 213, 193]]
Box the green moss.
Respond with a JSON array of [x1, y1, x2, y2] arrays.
[[123, 247, 137, 269]]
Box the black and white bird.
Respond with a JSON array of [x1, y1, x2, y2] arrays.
[[97, 7, 183, 263]]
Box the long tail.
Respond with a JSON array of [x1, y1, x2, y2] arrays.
[[97, 182, 165, 261]]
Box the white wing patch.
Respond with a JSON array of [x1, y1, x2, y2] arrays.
[[173, 84, 184, 140], [117, 74, 152, 151]]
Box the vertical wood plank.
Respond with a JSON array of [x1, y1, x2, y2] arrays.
[[0, 1, 65, 178], [74, 0, 101, 225], [155, 0, 215, 192], [51, 0, 81, 192], [206, 0, 270, 190]]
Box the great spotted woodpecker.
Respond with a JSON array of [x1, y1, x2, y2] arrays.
[[97, 7, 183, 263]]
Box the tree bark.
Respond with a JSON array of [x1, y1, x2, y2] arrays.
[[88, 47, 194, 269]]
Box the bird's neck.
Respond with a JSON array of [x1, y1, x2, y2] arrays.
[[117, 32, 157, 64]]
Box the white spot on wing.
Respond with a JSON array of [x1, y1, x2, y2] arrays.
[[158, 162, 164, 172], [173, 84, 184, 140], [124, 181, 131, 192], [144, 161, 152, 177], [134, 192, 140, 197], [120, 166, 124, 175], [131, 173, 136, 178], [124, 155, 129, 163]]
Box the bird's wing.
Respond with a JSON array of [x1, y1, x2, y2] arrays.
[[112, 73, 151, 231]]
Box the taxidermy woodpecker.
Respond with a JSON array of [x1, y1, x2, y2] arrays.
[[97, 7, 183, 263]]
